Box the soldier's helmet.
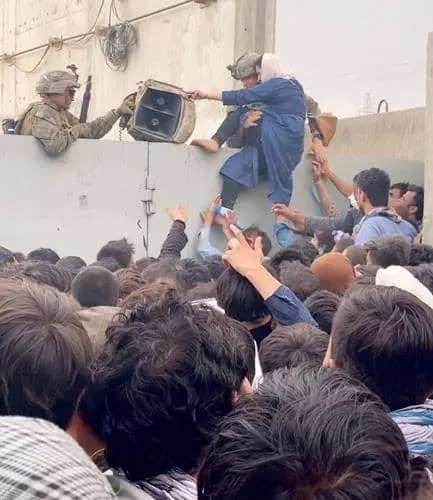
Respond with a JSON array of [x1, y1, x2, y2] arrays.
[[226, 52, 262, 80], [36, 70, 80, 95]]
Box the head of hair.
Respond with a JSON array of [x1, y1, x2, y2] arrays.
[[356, 264, 381, 277], [80, 299, 255, 481], [390, 182, 409, 197], [365, 235, 411, 268], [180, 258, 212, 288], [11, 252, 26, 263], [343, 244, 367, 267], [217, 267, 269, 323], [353, 168, 390, 207], [198, 364, 423, 500], [259, 324, 329, 373], [187, 281, 218, 302], [304, 290, 340, 334], [71, 266, 120, 308], [0, 279, 91, 429], [313, 229, 335, 254], [56, 256, 87, 276], [91, 257, 122, 273], [135, 256, 157, 273], [242, 226, 272, 256], [407, 184, 424, 221], [203, 256, 226, 281], [310, 253, 355, 296], [96, 238, 135, 268], [331, 285, 433, 410], [27, 247, 60, 264], [23, 261, 73, 292], [116, 268, 146, 301], [271, 240, 318, 272], [333, 236, 354, 253], [278, 261, 320, 301], [407, 263, 433, 293], [0, 246, 15, 267], [409, 244, 433, 266], [141, 259, 190, 292], [119, 282, 179, 311]]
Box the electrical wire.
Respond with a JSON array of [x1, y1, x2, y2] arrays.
[[101, 23, 137, 71], [1, 0, 195, 73], [12, 46, 51, 73]]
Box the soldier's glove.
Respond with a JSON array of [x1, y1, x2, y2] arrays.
[[117, 93, 136, 117], [70, 123, 91, 139]]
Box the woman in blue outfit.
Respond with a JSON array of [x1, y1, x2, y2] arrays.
[[189, 53, 306, 247]]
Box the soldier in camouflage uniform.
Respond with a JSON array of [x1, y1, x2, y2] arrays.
[[15, 71, 134, 156], [191, 52, 327, 162]]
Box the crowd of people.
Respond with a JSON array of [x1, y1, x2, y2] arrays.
[[0, 154, 431, 498], [3, 45, 433, 499]]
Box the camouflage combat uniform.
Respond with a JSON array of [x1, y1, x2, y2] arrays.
[[15, 70, 123, 156]]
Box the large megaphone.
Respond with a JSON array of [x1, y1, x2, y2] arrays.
[[121, 79, 196, 144]]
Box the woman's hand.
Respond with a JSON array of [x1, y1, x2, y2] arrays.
[[187, 90, 208, 100], [312, 137, 327, 163]]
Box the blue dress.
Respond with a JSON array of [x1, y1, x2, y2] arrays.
[[221, 77, 306, 205]]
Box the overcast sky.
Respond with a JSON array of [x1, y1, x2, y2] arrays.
[[275, 0, 433, 117]]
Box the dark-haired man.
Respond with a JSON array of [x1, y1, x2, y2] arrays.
[[327, 285, 433, 458], [72, 266, 120, 308], [77, 299, 255, 498], [352, 168, 418, 245], [198, 364, 429, 499], [97, 238, 135, 268]]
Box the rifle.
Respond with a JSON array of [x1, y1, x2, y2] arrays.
[[79, 76, 92, 123]]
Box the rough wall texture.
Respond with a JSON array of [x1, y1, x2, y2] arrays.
[[329, 108, 425, 162]]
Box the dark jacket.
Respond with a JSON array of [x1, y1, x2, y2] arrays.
[[304, 207, 363, 237], [159, 221, 188, 259], [265, 285, 317, 327]]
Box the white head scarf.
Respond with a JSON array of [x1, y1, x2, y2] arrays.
[[260, 53, 296, 83]]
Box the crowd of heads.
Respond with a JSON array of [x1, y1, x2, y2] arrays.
[[0, 164, 432, 498]]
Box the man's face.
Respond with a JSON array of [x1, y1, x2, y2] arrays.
[[241, 74, 259, 89], [353, 184, 366, 212], [392, 190, 417, 221], [47, 88, 75, 110]]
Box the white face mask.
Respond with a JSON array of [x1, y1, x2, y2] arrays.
[[348, 193, 359, 210]]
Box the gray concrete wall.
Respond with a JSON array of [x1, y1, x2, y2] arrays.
[[0, 135, 424, 261], [329, 108, 425, 162], [424, 33, 433, 244]]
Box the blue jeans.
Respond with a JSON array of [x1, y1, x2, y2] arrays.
[[274, 222, 295, 248]]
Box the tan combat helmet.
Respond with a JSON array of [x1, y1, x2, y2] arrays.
[[227, 52, 262, 80], [36, 70, 80, 95]]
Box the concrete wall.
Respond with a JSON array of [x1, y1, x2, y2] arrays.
[[0, 135, 424, 261], [424, 33, 433, 244], [329, 108, 425, 162], [0, 0, 276, 140]]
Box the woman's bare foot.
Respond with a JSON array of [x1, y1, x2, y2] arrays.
[[191, 138, 220, 153]]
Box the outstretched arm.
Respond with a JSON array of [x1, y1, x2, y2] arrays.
[[223, 226, 316, 326], [321, 161, 354, 199], [189, 79, 283, 107]]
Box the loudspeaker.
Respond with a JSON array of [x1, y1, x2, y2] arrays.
[[127, 80, 196, 143]]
